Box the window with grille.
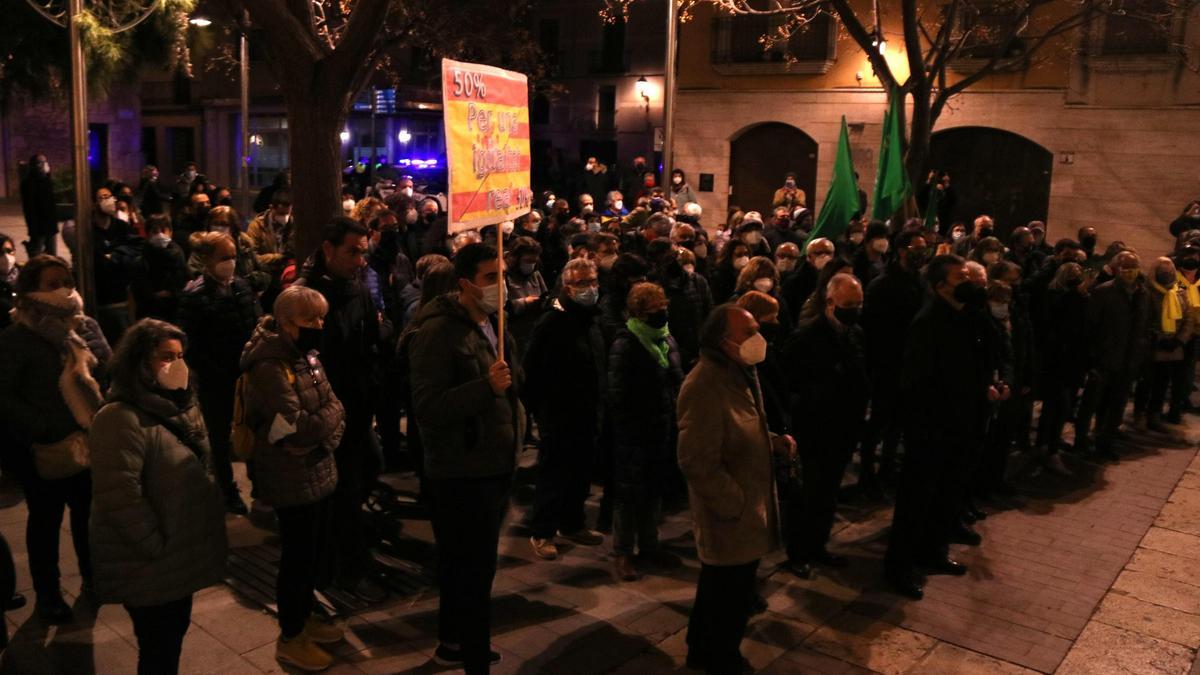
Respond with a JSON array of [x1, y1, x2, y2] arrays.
[[954, 2, 1027, 60], [1101, 0, 1171, 55], [711, 11, 833, 64]]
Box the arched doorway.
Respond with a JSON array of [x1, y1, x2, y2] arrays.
[[928, 127, 1053, 238], [729, 123, 818, 218]]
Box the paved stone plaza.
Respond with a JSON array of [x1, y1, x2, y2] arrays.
[[0, 412, 1197, 674]]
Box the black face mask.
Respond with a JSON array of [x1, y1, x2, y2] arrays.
[[833, 306, 861, 326], [424, 212, 439, 224], [953, 282, 987, 306], [295, 326, 323, 353], [194, 205, 210, 221], [978, 228, 994, 240], [759, 322, 780, 343], [1180, 258, 1200, 271], [1156, 271, 1175, 286], [1065, 277, 1084, 288], [1080, 236, 1097, 251], [645, 310, 669, 329]]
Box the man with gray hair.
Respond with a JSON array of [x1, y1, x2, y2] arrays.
[[678, 304, 795, 672], [781, 273, 869, 578], [782, 237, 835, 315]]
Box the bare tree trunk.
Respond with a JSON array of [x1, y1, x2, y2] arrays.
[[286, 98, 346, 263], [906, 82, 934, 193]]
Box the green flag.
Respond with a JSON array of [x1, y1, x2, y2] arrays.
[[923, 180, 941, 231], [806, 117, 859, 247], [871, 91, 912, 222]]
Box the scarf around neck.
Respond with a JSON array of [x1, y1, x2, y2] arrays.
[[1150, 279, 1184, 335], [1176, 270, 1200, 309], [626, 317, 670, 368]]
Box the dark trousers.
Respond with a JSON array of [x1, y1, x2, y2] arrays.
[[686, 560, 759, 674], [1035, 375, 1078, 451], [126, 594, 193, 675], [790, 441, 853, 562], [860, 381, 902, 481], [26, 233, 57, 258], [429, 474, 511, 673], [1077, 369, 1134, 449], [276, 497, 334, 638], [197, 382, 238, 499], [331, 417, 380, 583], [885, 437, 966, 575], [1141, 360, 1188, 418], [0, 534, 16, 649], [529, 433, 595, 539], [22, 469, 92, 598]]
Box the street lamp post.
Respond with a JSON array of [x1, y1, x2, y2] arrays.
[[662, 0, 678, 183], [240, 11, 251, 219], [68, 0, 94, 312]]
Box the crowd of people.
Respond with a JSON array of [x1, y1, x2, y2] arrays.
[[6, 150, 1200, 674]]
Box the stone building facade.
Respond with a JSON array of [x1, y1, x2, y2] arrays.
[[671, 1, 1200, 255]]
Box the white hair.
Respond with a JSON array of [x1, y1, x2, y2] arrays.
[[684, 202, 702, 218]]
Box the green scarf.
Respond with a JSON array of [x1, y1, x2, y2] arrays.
[[627, 317, 670, 368]]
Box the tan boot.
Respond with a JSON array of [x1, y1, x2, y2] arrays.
[[530, 536, 559, 561], [303, 615, 345, 644], [276, 634, 334, 672]]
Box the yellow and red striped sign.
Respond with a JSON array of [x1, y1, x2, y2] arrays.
[[442, 58, 532, 234]]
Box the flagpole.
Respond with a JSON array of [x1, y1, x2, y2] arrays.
[[496, 227, 506, 363]]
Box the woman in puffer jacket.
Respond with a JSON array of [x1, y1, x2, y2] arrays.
[[239, 285, 346, 672], [89, 318, 227, 675]]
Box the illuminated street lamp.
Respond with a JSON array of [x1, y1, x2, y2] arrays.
[[188, 15, 212, 27], [397, 129, 412, 144], [636, 75, 651, 103], [340, 129, 351, 143]]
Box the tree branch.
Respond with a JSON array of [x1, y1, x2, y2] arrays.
[[829, 0, 898, 90], [901, 0, 926, 86], [325, 0, 391, 88], [240, 0, 325, 67]]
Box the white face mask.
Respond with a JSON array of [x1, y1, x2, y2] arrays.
[[672, 176, 682, 185], [406, 209, 418, 225], [502, 221, 515, 236], [401, 187, 414, 198], [811, 253, 832, 270], [989, 302, 1010, 321], [613, 200, 624, 212], [586, 163, 595, 171], [682, 264, 696, 275], [274, 212, 291, 226], [753, 278, 774, 293], [849, 233, 864, 245], [157, 358, 189, 391], [952, 231, 966, 241], [871, 238, 890, 254], [581, 204, 594, 215], [737, 332, 768, 366], [733, 256, 750, 270], [983, 252, 1000, 265], [743, 231, 762, 246], [149, 233, 172, 248], [0, 252, 14, 274], [40, 162, 51, 175], [776, 259, 796, 273], [213, 259, 237, 281], [528, 219, 541, 232], [343, 199, 356, 213], [477, 283, 500, 315], [115, 210, 130, 223], [99, 196, 117, 215]]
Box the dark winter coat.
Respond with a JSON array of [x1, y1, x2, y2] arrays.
[[407, 294, 523, 479], [781, 262, 819, 321], [862, 262, 926, 383], [295, 256, 380, 423], [0, 318, 109, 453], [240, 318, 345, 508], [134, 240, 191, 320], [1038, 288, 1090, 386], [92, 220, 143, 306], [1086, 279, 1151, 374], [89, 380, 226, 607], [20, 171, 57, 237], [657, 265, 714, 372], [0, 268, 17, 333], [901, 295, 993, 443], [784, 314, 870, 447], [178, 274, 262, 388], [607, 327, 684, 488], [523, 298, 606, 439]]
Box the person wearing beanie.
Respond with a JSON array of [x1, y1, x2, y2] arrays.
[[736, 212, 772, 258]]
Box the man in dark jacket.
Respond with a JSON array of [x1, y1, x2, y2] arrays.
[[294, 217, 383, 600], [408, 243, 521, 671], [858, 231, 929, 495], [783, 274, 869, 578], [646, 240, 713, 371], [1076, 251, 1150, 459], [885, 255, 999, 600], [525, 259, 607, 560], [19, 154, 59, 257]]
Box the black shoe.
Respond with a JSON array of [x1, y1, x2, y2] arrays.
[[433, 643, 501, 667], [812, 550, 849, 569], [948, 524, 982, 546], [885, 572, 924, 600], [7, 593, 26, 611], [919, 556, 968, 576], [1093, 444, 1120, 462], [36, 595, 73, 624], [781, 560, 814, 579]]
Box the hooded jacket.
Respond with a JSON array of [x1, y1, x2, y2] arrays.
[[88, 379, 227, 607], [407, 294, 523, 479], [240, 318, 345, 507]]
